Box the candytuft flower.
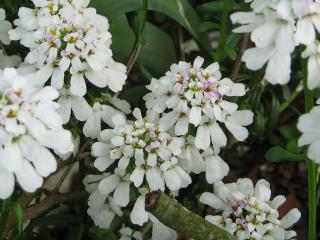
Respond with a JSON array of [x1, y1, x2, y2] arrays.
[[0, 68, 73, 199], [144, 56, 253, 152], [200, 178, 301, 240], [9, 0, 127, 103]]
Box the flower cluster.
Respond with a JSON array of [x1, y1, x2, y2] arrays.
[[0, 8, 21, 68], [0, 68, 73, 199], [144, 56, 253, 152], [200, 178, 301, 240], [231, 0, 320, 87], [297, 102, 320, 163], [9, 0, 127, 101], [85, 108, 193, 226]]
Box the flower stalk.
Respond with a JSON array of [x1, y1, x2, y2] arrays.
[[302, 57, 317, 240]]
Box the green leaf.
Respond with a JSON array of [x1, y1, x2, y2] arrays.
[[266, 91, 280, 133], [9, 202, 24, 233], [89, 227, 117, 240], [265, 147, 305, 162], [120, 85, 148, 103], [66, 223, 85, 240], [90, 0, 211, 50], [199, 21, 220, 33], [197, 0, 240, 13], [110, 16, 177, 75]]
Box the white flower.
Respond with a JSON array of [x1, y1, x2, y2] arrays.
[[0, 68, 73, 199], [232, 1, 296, 85], [202, 148, 229, 184], [302, 41, 320, 89], [83, 174, 123, 229], [91, 108, 190, 194], [294, 0, 320, 45], [297, 105, 320, 163], [83, 98, 131, 138], [57, 87, 92, 124], [98, 168, 131, 207], [9, 0, 127, 97], [200, 178, 301, 240], [144, 56, 253, 152]]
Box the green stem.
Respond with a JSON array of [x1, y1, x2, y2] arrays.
[[0, 199, 10, 240], [215, 1, 231, 61], [127, 0, 148, 74], [302, 57, 317, 240]]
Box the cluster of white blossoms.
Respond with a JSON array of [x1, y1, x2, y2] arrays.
[[0, 68, 73, 199], [9, 0, 127, 122], [200, 178, 301, 240], [85, 108, 194, 226], [297, 100, 320, 163], [0, 8, 21, 68], [231, 0, 320, 87], [144, 56, 253, 152]]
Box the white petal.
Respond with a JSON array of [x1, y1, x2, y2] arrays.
[[51, 68, 64, 89], [254, 179, 271, 202], [146, 167, 165, 191], [83, 112, 101, 138], [130, 196, 148, 226], [295, 18, 315, 45], [265, 52, 291, 85], [85, 70, 108, 88], [0, 168, 14, 199], [98, 174, 119, 195], [225, 120, 249, 141], [195, 125, 211, 150], [280, 208, 301, 228], [242, 47, 273, 70], [159, 111, 179, 131], [113, 182, 130, 207], [189, 106, 202, 126], [130, 167, 145, 188], [200, 192, 225, 210], [20, 136, 57, 177], [175, 116, 189, 136], [307, 56, 320, 89], [70, 74, 86, 96], [15, 161, 43, 192], [205, 155, 229, 183], [71, 97, 92, 121]]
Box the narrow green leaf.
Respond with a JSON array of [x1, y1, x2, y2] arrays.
[[9, 202, 24, 233], [89, 227, 117, 240], [265, 147, 305, 162]]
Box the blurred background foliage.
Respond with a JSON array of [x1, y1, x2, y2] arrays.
[[0, 0, 319, 239]]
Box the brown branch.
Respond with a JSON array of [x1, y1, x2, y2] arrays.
[[24, 190, 88, 220], [230, 33, 250, 81], [145, 191, 236, 240]]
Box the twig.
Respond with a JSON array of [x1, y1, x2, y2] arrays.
[[230, 33, 250, 81], [24, 191, 88, 220], [145, 191, 236, 240]]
